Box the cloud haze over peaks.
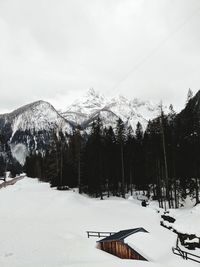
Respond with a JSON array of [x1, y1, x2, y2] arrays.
[[0, 0, 200, 113]]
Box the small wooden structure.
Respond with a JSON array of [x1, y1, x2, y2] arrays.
[[97, 228, 148, 261]]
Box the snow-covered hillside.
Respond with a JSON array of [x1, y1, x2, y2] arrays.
[[1, 100, 72, 138], [0, 90, 167, 141], [62, 89, 167, 131], [0, 100, 73, 158], [0, 177, 197, 267], [61, 89, 107, 126]]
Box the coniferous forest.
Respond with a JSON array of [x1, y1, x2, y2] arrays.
[[24, 90, 200, 209]]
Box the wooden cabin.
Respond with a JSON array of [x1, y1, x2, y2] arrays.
[[97, 228, 148, 261]]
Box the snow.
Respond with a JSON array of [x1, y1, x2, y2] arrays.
[[5, 100, 72, 141], [184, 238, 199, 244], [0, 178, 198, 267], [125, 232, 169, 262], [11, 143, 28, 166], [159, 201, 200, 238], [172, 204, 200, 238], [66, 88, 107, 115], [62, 89, 168, 131]]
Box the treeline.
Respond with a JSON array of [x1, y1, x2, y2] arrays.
[[25, 118, 145, 198], [24, 89, 200, 208]]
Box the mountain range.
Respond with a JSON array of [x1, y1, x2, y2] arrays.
[[0, 88, 170, 165], [0, 88, 167, 140], [61, 88, 167, 131], [0, 87, 198, 170]]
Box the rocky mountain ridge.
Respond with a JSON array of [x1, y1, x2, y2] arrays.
[[0, 101, 73, 166], [62, 88, 167, 131], [0, 89, 168, 143]]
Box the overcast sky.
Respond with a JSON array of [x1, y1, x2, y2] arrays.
[[0, 0, 200, 113]]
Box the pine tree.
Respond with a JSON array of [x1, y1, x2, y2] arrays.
[[125, 129, 136, 195], [159, 104, 171, 209], [103, 126, 117, 196], [186, 88, 193, 105], [70, 128, 83, 193], [135, 122, 143, 141], [169, 104, 176, 120], [85, 117, 104, 198], [116, 118, 126, 198]]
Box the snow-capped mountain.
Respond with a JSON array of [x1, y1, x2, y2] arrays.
[[62, 88, 167, 131], [0, 100, 73, 159], [0, 100, 72, 139], [61, 88, 107, 126], [0, 91, 168, 167]]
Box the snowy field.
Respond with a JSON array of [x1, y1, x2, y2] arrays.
[[0, 178, 198, 267]]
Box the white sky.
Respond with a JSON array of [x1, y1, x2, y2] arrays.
[[0, 0, 200, 113]]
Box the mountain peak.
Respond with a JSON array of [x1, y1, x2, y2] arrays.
[[3, 100, 72, 139], [65, 89, 106, 120], [85, 88, 105, 101], [86, 88, 98, 97], [8, 100, 53, 118], [62, 90, 164, 131]]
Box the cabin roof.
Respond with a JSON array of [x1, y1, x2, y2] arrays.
[[97, 227, 148, 243]]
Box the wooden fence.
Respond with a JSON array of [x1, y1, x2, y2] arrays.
[[86, 231, 116, 238], [172, 246, 200, 263]]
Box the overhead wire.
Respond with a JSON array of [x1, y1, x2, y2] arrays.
[[112, 5, 200, 91]]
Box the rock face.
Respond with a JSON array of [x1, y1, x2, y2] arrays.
[[61, 89, 107, 126], [0, 100, 72, 163], [62, 88, 166, 132], [2, 100, 72, 135]]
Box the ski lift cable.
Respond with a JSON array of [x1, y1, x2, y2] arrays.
[[112, 6, 200, 91]]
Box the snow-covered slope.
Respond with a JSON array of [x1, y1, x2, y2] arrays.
[[0, 177, 194, 267], [1, 100, 72, 137], [0, 100, 72, 145], [164, 204, 200, 238], [82, 109, 120, 130], [0, 101, 73, 162], [67, 89, 106, 115], [62, 89, 107, 126], [62, 89, 167, 131]]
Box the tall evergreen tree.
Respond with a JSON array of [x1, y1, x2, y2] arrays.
[[84, 117, 104, 198], [116, 118, 126, 198], [103, 126, 118, 196], [125, 129, 136, 195], [69, 128, 83, 193], [186, 88, 193, 105]]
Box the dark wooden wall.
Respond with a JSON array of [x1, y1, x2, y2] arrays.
[[98, 241, 147, 261]]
